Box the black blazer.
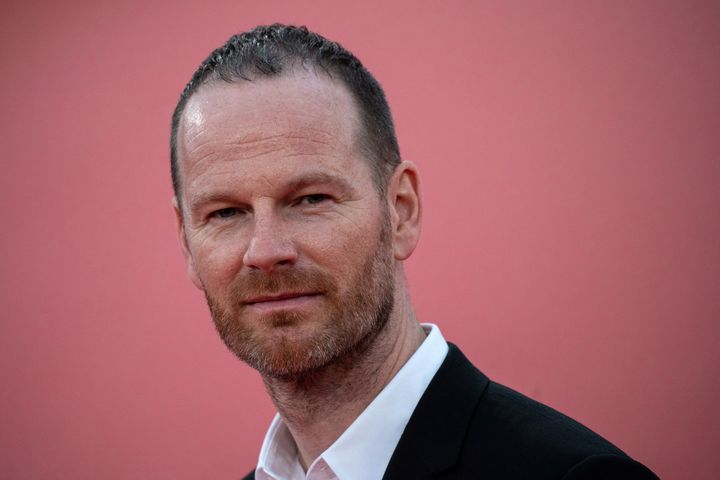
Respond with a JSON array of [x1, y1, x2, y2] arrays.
[[244, 344, 659, 479]]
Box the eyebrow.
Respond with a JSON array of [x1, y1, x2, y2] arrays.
[[187, 171, 357, 212], [284, 171, 356, 193]]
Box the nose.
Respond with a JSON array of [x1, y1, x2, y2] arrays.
[[242, 214, 298, 273]]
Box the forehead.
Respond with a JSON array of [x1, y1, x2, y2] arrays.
[[176, 70, 366, 189]]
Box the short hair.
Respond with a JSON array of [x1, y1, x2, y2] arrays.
[[170, 24, 401, 204]]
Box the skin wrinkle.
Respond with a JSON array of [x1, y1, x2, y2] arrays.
[[184, 185, 374, 254], [187, 138, 337, 170], [258, 174, 275, 191], [175, 74, 370, 211], [182, 132, 354, 193], [181, 75, 363, 145], [185, 169, 368, 222]]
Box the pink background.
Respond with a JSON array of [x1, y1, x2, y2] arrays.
[[1, 1, 718, 478]]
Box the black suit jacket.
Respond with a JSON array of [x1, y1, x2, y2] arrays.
[[244, 344, 659, 479]]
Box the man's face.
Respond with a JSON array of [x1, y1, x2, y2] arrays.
[[174, 70, 396, 379]]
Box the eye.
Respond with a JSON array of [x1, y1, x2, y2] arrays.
[[298, 194, 331, 205], [210, 207, 241, 220]]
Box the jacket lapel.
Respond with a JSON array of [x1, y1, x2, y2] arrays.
[[382, 344, 489, 479]]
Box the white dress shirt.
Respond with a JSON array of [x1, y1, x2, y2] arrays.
[[255, 323, 449, 480]]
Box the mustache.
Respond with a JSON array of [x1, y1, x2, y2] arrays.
[[226, 267, 338, 305]]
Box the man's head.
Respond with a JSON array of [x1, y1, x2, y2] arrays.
[[171, 25, 421, 380], [170, 24, 401, 209]]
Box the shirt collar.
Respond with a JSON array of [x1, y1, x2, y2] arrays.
[[256, 323, 448, 480], [256, 415, 305, 480]]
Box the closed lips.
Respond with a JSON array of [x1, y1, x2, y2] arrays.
[[244, 292, 320, 305]]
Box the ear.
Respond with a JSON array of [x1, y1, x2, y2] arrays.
[[173, 197, 203, 290], [387, 161, 422, 260]]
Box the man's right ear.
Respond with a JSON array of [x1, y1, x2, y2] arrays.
[[173, 197, 203, 290]]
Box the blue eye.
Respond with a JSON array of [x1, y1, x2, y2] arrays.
[[301, 194, 330, 205], [212, 207, 240, 219]]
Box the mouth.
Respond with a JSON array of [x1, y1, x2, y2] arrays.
[[243, 292, 322, 311]]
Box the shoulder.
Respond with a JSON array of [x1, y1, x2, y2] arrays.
[[240, 470, 254, 480], [478, 380, 624, 457], [417, 344, 659, 478], [464, 380, 630, 476], [385, 344, 656, 480]]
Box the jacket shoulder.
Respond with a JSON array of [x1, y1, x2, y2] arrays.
[[450, 373, 658, 478], [464, 381, 623, 474], [400, 344, 659, 479], [480, 380, 626, 456]]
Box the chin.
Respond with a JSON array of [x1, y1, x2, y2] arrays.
[[238, 330, 341, 379], [213, 311, 333, 377]]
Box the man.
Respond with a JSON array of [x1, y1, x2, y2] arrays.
[[170, 24, 658, 479]]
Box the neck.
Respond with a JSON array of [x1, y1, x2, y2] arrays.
[[262, 288, 426, 470]]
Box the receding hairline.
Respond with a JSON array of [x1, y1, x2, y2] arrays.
[[171, 25, 401, 213]]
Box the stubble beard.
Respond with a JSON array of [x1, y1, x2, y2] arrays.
[[204, 215, 395, 381]]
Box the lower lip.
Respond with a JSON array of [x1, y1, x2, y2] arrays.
[[245, 294, 321, 313]]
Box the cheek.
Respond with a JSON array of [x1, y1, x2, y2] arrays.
[[191, 235, 247, 289], [299, 219, 382, 273]]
